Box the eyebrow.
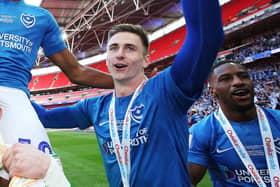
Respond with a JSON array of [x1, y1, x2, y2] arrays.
[[217, 71, 248, 78], [217, 73, 230, 80], [108, 43, 137, 48]]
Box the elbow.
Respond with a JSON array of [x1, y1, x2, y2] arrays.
[[67, 70, 86, 86], [68, 77, 80, 85]]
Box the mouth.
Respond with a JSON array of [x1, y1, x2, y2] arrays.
[[231, 88, 251, 99], [114, 63, 128, 70]]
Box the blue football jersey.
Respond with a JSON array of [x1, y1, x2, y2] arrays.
[[70, 69, 192, 186], [30, 0, 224, 185], [0, 0, 66, 95], [189, 107, 280, 187]]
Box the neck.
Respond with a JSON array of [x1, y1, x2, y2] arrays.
[[114, 76, 146, 97], [219, 104, 257, 122]]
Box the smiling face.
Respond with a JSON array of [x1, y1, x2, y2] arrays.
[[209, 63, 255, 112], [106, 32, 148, 83]]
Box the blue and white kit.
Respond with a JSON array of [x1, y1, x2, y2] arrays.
[[0, 0, 66, 164], [189, 107, 280, 187], [32, 0, 224, 186]]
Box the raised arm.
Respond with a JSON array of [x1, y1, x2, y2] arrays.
[[48, 49, 114, 89], [171, 0, 224, 98]]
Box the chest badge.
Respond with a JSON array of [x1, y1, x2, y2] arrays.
[[20, 14, 36, 28]]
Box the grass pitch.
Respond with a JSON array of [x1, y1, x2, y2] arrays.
[[48, 130, 211, 187]]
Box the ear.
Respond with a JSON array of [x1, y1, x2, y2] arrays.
[[209, 86, 217, 98], [105, 59, 112, 74], [143, 55, 150, 68]]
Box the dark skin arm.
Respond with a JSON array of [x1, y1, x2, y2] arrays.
[[48, 49, 114, 89], [188, 162, 208, 187]]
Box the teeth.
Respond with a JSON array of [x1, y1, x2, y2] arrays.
[[235, 90, 246, 94], [115, 64, 126, 68], [233, 89, 249, 96]]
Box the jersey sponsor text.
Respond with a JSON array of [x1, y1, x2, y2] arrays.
[[0, 33, 33, 53]]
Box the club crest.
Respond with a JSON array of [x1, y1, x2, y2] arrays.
[[130, 104, 144, 123], [20, 14, 36, 28]]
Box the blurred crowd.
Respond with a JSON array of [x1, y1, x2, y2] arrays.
[[219, 29, 280, 62], [232, 31, 280, 61]]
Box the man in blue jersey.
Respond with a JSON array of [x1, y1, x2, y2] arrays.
[[3, 0, 224, 186], [188, 61, 280, 187], [0, 0, 113, 186]]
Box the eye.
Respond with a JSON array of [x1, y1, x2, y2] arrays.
[[109, 46, 118, 51], [126, 46, 135, 51], [219, 76, 231, 82], [240, 74, 250, 79]]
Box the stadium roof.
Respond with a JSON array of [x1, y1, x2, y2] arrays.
[[35, 0, 231, 66], [35, 0, 179, 64]]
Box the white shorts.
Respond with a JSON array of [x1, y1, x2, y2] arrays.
[[0, 86, 53, 179]]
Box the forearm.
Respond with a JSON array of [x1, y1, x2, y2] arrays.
[[49, 49, 114, 89], [32, 102, 87, 129], [70, 65, 114, 89], [171, 0, 224, 98], [42, 107, 80, 129]]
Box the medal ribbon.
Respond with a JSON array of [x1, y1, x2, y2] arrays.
[[214, 105, 280, 187], [109, 78, 147, 187]]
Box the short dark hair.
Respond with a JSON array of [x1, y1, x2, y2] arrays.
[[108, 24, 149, 55], [208, 60, 244, 81]]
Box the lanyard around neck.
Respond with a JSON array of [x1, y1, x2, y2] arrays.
[[214, 105, 280, 187], [109, 78, 147, 187]]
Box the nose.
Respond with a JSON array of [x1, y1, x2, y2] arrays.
[[232, 75, 243, 86], [116, 48, 125, 59]]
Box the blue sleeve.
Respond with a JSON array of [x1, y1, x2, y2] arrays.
[[31, 101, 91, 129], [41, 9, 67, 56], [171, 0, 224, 99], [188, 120, 211, 166]]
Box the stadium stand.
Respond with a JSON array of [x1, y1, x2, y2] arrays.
[[222, 0, 272, 25], [148, 27, 186, 62]]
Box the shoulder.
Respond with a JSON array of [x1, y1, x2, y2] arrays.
[[262, 107, 280, 118], [78, 93, 112, 106], [77, 93, 113, 112], [145, 68, 172, 87], [190, 113, 215, 132], [22, 2, 51, 15], [189, 114, 217, 155], [20, 3, 56, 27], [189, 114, 218, 144]]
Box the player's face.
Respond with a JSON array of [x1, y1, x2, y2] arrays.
[[210, 63, 255, 112], [106, 32, 148, 83]]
